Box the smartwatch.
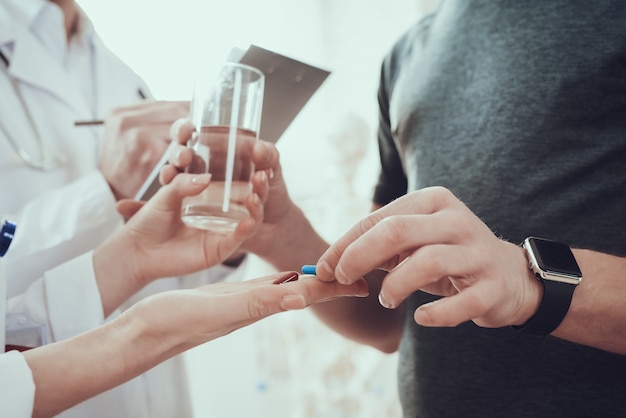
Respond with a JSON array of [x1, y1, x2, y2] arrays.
[[512, 237, 583, 335]]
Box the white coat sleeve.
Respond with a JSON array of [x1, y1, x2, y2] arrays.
[[0, 350, 35, 418], [3, 171, 123, 298], [7, 251, 105, 343]]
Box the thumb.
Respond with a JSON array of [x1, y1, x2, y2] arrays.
[[152, 173, 212, 209]]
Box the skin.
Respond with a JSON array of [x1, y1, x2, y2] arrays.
[[315, 187, 626, 355], [22, 272, 367, 418], [165, 121, 404, 353], [95, 169, 269, 317], [49, 0, 190, 201], [12, 169, 368, 417], [6, 4, 369, 416], [50, 0, 78, 40], [98, 101, 190, 201], [170, 119, 626, 356]]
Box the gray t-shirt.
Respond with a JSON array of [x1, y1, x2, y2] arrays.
[[375, 1, 626, 416]]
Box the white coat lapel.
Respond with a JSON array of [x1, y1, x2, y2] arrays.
[[91, 35, 153, 120], [6, 24, 87, 115]]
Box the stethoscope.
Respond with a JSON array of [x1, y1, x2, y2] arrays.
[[0, 49, 65, 171], [0, 49, 147, 172], [0, 218, 16, 258]]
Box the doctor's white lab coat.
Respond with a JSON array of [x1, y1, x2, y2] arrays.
[[0, 2, 233, 416], [0, 259, 35, 418]]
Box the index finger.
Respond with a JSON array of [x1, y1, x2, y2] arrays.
[[316, 187, 455, 283]]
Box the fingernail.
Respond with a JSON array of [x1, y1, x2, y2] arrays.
[[378, 292, 394, 309], [259, 170, 268, 185], [267, 168, 275, 180], [280, 294, 306, 310], [273, 271, 299, 285], [191, 174, 211, 185], [352, 279, 370, 298], [318, 261, 333, 277], [335, 264, 349, 284]]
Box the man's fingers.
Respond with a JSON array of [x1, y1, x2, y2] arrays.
[[377, 243, 482, 309], [317, 188, 467, 284], [413, 283, 494, 327]]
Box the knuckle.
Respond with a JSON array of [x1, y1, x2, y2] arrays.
[[424, 186, 455, 210], [327, 245, 344, 265], [357, 211, 384, 236], [139, 148, 156, 167], [123, 126, 142, 144], [247, 297, 272, 318], [446, 214, 471, 239], [377, 216, 408, 245], [417, 246, 445, 276], [474, 295, 491, 314], [117, 114, 136, 132]]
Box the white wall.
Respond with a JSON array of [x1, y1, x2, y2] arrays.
[[77, 0, 439, 416]]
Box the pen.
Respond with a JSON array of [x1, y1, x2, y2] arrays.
[[74, 120, 104, 126]]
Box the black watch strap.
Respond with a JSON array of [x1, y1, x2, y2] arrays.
[[511, 279, 575, 335]]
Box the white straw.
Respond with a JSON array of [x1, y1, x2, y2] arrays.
[[223, 68, 242, 213]]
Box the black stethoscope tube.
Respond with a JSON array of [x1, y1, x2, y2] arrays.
[[0, 50, 9, 68]]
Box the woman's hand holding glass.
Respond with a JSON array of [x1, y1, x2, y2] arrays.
[[92, 165, 269, 316], [164, 118, 325, 272]]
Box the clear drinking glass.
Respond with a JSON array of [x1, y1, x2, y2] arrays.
[[181, 62, 264, 233]]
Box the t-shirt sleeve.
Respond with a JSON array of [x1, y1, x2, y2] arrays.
[[373, 57, 408, 206]]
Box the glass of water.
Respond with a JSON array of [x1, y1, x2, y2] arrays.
[[181, 62, 264, 234]]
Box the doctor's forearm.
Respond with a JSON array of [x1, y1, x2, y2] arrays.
[[4, 173, 122, 289], [23, 313, 177, 418]]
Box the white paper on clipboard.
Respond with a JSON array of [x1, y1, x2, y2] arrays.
[[135, 46, 330, 201]]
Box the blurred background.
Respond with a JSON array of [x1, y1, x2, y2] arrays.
[[77, 0, 439, 416]]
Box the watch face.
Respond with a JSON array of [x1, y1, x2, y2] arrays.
[[528, 237, 582, 277]]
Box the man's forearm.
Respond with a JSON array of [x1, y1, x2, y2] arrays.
[[552, 249, 626, 355], [311, 269, 404, 353], [260, 206, 331, 272]]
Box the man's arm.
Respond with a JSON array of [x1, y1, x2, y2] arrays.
[[250, 198, 404, 353], [551, 249, 626, 354], [311, 269, 404, 353], [317, 187, 626, 356]]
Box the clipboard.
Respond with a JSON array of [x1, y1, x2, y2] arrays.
[[135, 46, 330, 201], [229, 44, 331, 143]]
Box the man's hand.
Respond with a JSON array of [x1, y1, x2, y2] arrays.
[[316, 186, 543, 329]]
